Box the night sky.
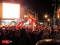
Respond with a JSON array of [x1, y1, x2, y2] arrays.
[[19, 0, 54, 20]]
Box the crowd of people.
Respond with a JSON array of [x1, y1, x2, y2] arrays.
[[0, 25, 60, 45]]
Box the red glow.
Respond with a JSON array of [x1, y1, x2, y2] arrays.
[[57, 9, 60, 18], [28, 15, 33, 24], [2, 40, 10, 44]]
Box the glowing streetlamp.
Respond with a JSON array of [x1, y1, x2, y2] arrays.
[[57, 15, 59, 18], [24, 15, 28, 18], [44, 14, 48, 19], [47, 18, 50, 22]]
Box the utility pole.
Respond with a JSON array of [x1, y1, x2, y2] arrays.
[[53, 0, 60, 25], [53, 0, 56, 24], [52, 0, 58, 25]]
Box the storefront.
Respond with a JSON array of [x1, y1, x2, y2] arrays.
[[1, 19, 17, 26]]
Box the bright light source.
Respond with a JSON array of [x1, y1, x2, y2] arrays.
[[47, 18, 50, 22], [24, 15, 28, 18], [44, 14, 48, 19], [2, 3, 20, 19], [44, 39, 53, 42], [40, 22, 43, 24], [57, 15, 59, 18]]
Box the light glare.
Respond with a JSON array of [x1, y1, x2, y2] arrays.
[[2, 3, 20, 19]]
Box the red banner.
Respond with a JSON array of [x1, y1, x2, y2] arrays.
[[28, 15, 33, 24]]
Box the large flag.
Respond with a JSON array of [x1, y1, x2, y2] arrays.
[[15, 22, 21, 30], [28, 15, 33, 25], [33, 18, 36, 24], [15, 19, 25, 30], [28, 15, 36, 31]]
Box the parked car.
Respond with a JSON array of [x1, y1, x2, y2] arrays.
[[35, 39, 60, 45]]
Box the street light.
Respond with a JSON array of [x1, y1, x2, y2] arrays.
[[47, 18, 50, 22], [44, 14, 48, 19], [57, 14, 59, 18], [24, 15, 28, 18]]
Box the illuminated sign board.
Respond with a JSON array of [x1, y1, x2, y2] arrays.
[[2, 3, 20, 19]]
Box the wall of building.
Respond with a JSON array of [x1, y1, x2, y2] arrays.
[[0, 3, 2, 18]]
